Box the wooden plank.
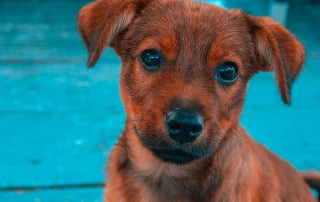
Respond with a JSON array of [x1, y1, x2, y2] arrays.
[[0, 61, 125, 187], [287, 4, 320, 53], [0, 187, 103, 202], [242, 59, 320, 171], [0, 58, 122, 111], [244, 58, 320, 108], [241, 108, 320, 170], [0, 1, 91, 23], [0, 110, 124, 187], [0, 0, 92, 60], [224, 0, 270, 15], [0, 55, 122, 186], [0, 24, 118, 60]]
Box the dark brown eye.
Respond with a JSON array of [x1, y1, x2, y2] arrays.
[[139, 49, 163, 72], [215, 62, 239, 85]]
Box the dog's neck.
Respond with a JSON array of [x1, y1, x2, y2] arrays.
[[108, 124, 261, 201]]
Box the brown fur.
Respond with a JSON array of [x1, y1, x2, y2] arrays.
[[78, 0, 319, 201]]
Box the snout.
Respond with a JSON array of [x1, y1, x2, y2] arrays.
[[165, 109, 204, 144]]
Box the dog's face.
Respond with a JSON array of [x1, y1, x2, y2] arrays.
[[78, 0, 304, 164], [117, 3, 253, 164]]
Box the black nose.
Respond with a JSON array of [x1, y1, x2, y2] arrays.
[[165, 109, 204, 144]]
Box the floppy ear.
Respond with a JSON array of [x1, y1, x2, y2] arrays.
[[247, 16, 305, 105], [78, 0, 150, 67]]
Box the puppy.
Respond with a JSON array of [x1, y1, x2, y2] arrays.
[[78, 0, 320, 201]]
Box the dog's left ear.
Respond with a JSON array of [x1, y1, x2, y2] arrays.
[[78, 0, 151, 67], [244, 15, 305, 105]]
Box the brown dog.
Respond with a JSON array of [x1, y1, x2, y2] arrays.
[[78, 0, 320, 201]]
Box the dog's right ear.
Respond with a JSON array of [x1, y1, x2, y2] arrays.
[[78, 0, 150, 67]]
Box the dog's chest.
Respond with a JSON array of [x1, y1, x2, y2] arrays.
[[133, 169, 211, 202]]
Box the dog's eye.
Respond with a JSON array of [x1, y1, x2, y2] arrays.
[[215, 62, 239, 85], [139, 49, 163, 72]]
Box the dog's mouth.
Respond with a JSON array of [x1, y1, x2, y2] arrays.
[[151, 148, 200, 164], [134, 126, 203, 164]]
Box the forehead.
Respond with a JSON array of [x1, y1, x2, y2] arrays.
[[124, 1, 250, 55]]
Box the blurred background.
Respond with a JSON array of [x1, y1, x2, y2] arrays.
[[0, 0, 319, 201]]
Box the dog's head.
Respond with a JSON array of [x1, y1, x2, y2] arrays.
[[78, 0, 305, 164]]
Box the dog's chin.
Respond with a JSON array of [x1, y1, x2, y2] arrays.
[[134, 127, 209, 165], [150, 148, 200, 164]]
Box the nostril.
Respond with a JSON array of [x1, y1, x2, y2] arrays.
[[167, 120, 181, 133], [190, 125, 203, 135]]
